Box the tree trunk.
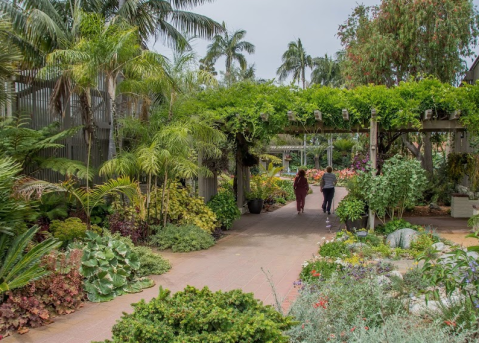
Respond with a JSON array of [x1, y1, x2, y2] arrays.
[[423, 132, 434, 175], [107, 75, 117, 160], [79, 89, 94, 160], [140, 97, 151, 122], [314, 155, 320, 169], [168, 91, 176, 122]]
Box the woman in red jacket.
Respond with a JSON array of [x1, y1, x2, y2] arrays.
[[294, 169, 309, 214]]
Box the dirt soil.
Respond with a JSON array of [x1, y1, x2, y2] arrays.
[[403, 205, 451, 217]]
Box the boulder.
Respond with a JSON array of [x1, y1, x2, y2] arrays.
[[389, 270, 403, 279], [431, 242, 445, 251], [386, 229, 419, 249]]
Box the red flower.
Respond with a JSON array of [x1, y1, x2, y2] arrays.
[[350, 327, 356, 332], [364, 326, 369, 330], [444, 320, 457, 327]]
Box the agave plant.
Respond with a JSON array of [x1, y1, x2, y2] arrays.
[[0, 226, 61, 294], [15, 177, 141, 229]]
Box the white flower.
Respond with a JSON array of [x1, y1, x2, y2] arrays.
[[322, 237, 326, 240]]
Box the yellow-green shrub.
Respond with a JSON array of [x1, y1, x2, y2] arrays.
[[151, 183, 217, 233]]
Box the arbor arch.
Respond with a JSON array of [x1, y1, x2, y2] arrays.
[[181, 79, 477, 207]]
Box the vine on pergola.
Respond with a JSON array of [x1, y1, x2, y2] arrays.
[[181, 79, 479, 141]]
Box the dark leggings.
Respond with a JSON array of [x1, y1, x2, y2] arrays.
[[322, 188, 335, 212]]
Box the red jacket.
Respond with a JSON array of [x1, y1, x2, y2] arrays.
[[294, 176, 309, 191]]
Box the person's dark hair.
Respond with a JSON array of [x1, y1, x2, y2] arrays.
[[298, 169, 306, 177], [326, 166, 333, 173]]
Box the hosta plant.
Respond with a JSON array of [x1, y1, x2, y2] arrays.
[[71, 232, 154, 302], [98, 286, 295, 343]]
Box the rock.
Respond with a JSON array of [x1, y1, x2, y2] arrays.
[[429, 203, 441, 211], [432, 242, 445, 251], [389, 270, 403, 279], [467, 251, 479, 260], [346, 242, 368, 251], [376, 275, 391, 286], [386, 229, 419, 249]]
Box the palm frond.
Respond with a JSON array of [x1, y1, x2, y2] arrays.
[[38, 157, 94, 180]]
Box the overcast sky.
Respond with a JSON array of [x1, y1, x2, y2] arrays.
[[150, 0, 479, 82]]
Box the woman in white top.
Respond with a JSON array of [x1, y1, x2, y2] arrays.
[[320, 166, 337, 215]]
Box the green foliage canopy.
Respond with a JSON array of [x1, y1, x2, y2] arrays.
[[178, 79, 479, 141]]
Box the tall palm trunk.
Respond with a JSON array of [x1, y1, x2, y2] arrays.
[[167, 91, 176, 122], [107, 74, 117, 160], [79, 89, 94, 161]]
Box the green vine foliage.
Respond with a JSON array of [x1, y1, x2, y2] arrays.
[[177, 80, 479, 140]]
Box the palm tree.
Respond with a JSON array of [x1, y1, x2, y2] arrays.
[[277, 38, 312, 89], [205, 23, 255, 85], [311, 53, 343, 87], [101, 0, 223, 48], [307, 143, 328, 169], [0, 19, 21, 108], [50, 15, 168, 159], [16, 177, 141, 229]]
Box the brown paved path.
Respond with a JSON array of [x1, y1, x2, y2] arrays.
[[5, 186, 346, 343]]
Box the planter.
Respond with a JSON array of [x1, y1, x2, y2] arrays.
[[451, 194, 479, 218], [247, 199, 264, 214], [345, 215, 368, 231]]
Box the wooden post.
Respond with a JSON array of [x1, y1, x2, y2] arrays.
[[327, 134, 333, 167], [369, 109, 378, 230]]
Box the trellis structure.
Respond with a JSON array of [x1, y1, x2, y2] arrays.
[[189, 80, 475, 213]]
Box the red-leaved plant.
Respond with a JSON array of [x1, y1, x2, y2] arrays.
[[0, 249, 85, 336]]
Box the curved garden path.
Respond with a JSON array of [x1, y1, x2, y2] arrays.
[[5, 185, 346, 343]]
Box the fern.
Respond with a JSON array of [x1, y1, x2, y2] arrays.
[[38, 157, 94, 180]]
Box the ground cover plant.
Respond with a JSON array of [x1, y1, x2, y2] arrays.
[[150, 224, 216, 252], [97, 286, 295, 343]]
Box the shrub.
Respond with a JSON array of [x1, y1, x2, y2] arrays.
[[207, 190, 241, 230], [98, 286, 295, 343], [410, 232, 435, 254], [319, 240, 351, 258], [276, 179, 295, 201], [0, 250, 85, 335], [152, 184, 217, 232], [150, 224, 215, 252], [132, 246, 171, 277], [335, 196, 366, 223], [300, 259, 342, 283], [287, 269, 405, 342], [49, 217, 101, 245], [357, 155, 427, 223], [70, 232, 154, 302], [108, 212, 149, 244], [375, 218, 421, 235]]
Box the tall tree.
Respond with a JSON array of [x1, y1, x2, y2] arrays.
[[101, 0, 223, 48], [204, 23, 255, 84], [0, 19, 21, 108], [311, 52, 343, 87], [277, 38, 313, 89], [50, 14, 168, 160], [338, 0, 479, 87]]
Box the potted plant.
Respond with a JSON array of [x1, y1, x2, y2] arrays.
[[246, 176, 266, 214], [336, 196, 368, 231]]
